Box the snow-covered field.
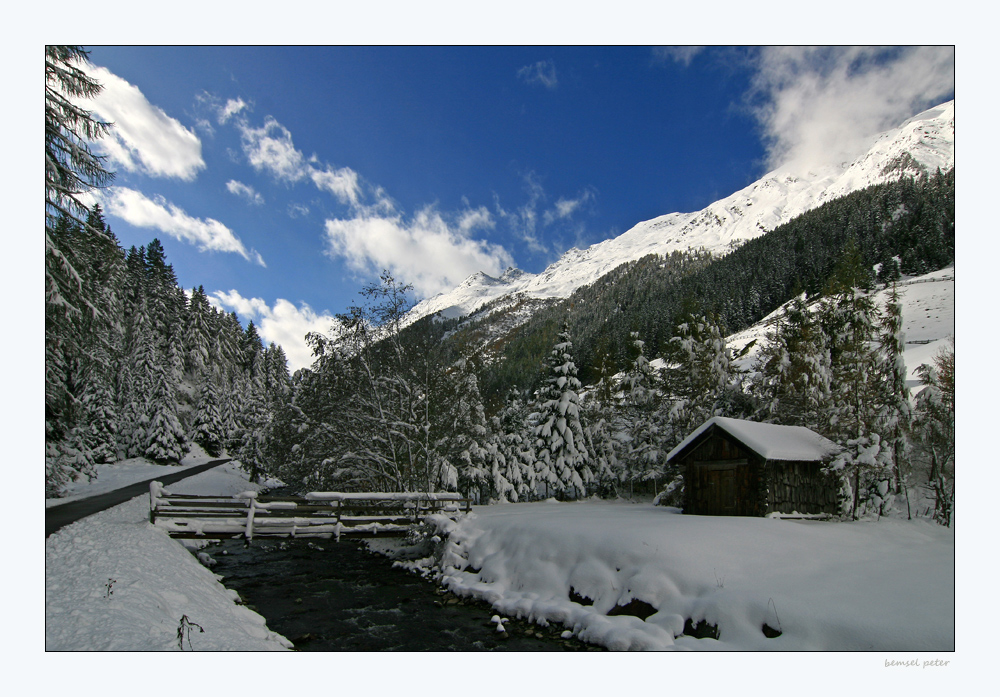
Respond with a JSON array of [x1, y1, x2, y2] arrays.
[[420, 500, 954, 651]]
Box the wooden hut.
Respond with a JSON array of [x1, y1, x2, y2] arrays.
[[666, 417, 843, 517]]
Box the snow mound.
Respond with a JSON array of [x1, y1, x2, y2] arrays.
[[428, 500, 954, 651]]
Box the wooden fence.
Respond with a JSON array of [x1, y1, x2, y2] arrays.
[[149, 482, 471, 540]]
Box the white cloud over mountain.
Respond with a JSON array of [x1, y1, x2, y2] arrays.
[[80, 63, 205, 181], [751, 46, 955, 173], [224, 110, 516, 300], [323, 204, 514, 300], [323, 196, 514, 301]]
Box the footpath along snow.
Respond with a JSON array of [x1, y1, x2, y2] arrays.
[[44, 454, 222, 508], [419, 500, 955, 651], [45, 457, 292, 651]]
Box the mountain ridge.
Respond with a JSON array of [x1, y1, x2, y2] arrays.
[[405, 100, 954, 327]]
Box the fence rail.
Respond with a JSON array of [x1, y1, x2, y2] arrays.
[[149, 482, 471, 540]]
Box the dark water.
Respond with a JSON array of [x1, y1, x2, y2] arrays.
[[204, 536, 599, 651]]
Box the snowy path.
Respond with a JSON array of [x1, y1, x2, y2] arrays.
[[46, 458, 230, 537]]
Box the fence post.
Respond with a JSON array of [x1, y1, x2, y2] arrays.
[[149, 481, 163, 524], [245, 497, 256, 541]]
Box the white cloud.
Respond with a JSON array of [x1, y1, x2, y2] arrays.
[[310, 165, 361, 205], [517, 60, 558, 90], [457, 207, 494, 234], [80, 64, 205, 181], [543, 189, 594, 226], [495, 173, 594, 257], [653, 46, 705, 67], [208, 290, 337, 373], [323, 206, 514, 299], [237, 115, 363, 205], [288, 202, 310, 218], [219, 97, 247, 124], [494, 172, 548, 255], [240, 116, 307, 182], [102, 187, 265, 266], [226, 180, 264, 205], [750, 46, 955, 173]]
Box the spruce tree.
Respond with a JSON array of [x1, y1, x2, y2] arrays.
[[493, 388, 538, 501], [183, 286, 213, 379], [144, 361, 188, 463], [875, 283, 913, 508], [661, 312, 735, 440], [819, 239, 893, 519], [46, 46, 115, 319], [753, 293, 833, 431], [622, 334, 666, 496], [436, 357, 491, 499], [913, 341, 955, 526], [532, 322, 589, 498], [190, 370, 226, 457]]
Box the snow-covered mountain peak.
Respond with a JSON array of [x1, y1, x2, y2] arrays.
[[500, 266, 529, 283], [404, 100, 954, 327]]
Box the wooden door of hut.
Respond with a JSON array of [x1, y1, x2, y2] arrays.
[[694, 463, 743, 515]]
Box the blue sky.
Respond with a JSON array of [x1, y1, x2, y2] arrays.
[[73, 46, 954, 371]]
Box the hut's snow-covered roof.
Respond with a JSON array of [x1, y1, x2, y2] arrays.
[[666, 416, 841, 463]]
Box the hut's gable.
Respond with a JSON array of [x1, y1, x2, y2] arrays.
[[668, 417, 842, 517]]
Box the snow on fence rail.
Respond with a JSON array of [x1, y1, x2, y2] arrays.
[[149, 482, 471, 541]]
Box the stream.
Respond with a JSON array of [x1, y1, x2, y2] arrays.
[[202, 535, 600, 651]]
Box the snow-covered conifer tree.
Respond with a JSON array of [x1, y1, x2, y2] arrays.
[[143, 361, 188, 463], [183, 286, 213, 379], [437, 357, 491, 499], [190, 370, 226, 457], [818, 239, 893, 519], [913, 340, 954, 526], [622, 333, 666, 495], [874, 283, 913, 507], [753, 293, 833, 431], [662, 312, 735, 440], [532, 322, 589, 498], [492, 389, 537, 500]]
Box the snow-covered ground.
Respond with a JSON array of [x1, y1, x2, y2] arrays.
[[417, 500, 954, 651], [46, 459, 292, 651], [36, 449, 980, 691]]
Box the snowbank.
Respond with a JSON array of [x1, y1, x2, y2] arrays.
[[424, 500, 954, 651], [46, 460, 291, 651]]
